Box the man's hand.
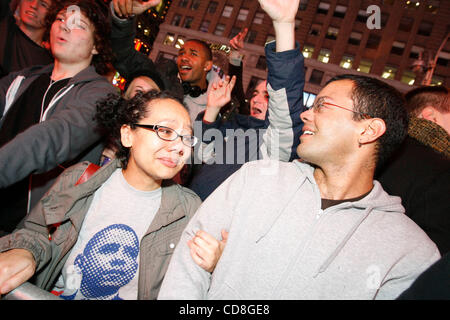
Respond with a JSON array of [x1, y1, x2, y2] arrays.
[[0, 249, 36, 295], [257, 0, 300, 23], [188, 230, 229, 273], [112, 0, 161, 18], [203, 75, 236, 123], [230, 28, 248, 51]]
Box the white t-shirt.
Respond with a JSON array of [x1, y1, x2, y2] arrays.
[[52, 169, 162, 300]]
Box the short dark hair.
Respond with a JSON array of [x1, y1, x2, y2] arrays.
[[326, 74, 408, 168], [95, 90, 188, 169], [183, 39, 213, 61], [404, 85, 449, 116], [44, 0, 113, 75]]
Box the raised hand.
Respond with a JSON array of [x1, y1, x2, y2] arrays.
[[188, 230, 229, 273], [257, 0, 300, 23], [203, 75, 236, 123], [112, 0, 161, 18], [229, 28, 248, 51]]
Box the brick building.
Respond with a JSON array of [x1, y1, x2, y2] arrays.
[[146, 0, 450, 105]]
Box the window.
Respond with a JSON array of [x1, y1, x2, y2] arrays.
[[302, 45, 314, 58], [348, 31, 362, 46], [171, 14, 182, 26], [427, 0, 440, 14], [437, 51, 450, 67], [409, 45, 424, 59], [356, 10, 368, 23], [246, 30, 258, 44], [366, 34, 381, 49], [207, 1, 218, 14], [174, 36, 185, 49], [253, 12, 265, 24], [156, 52, 177, 64], [299, 0, 309, 11], [309, 24, 321, 36], [163, 33, 175, 46], [309, 69, 324, 85], [418, 21, 433, 36], [380, 13, 389, 28], [340, 55, 354, 69], [237, 8, 249, 21], [318, 49, 331, 63], [317, 2, 330, 15], [200, 20, 210, 33], [191, 0, 200, 10], [401, 71, 416, 86], [325, 26, 339, 40], [391, 41, 405, 56], [222, 5, 233, 18], [183, 17, 193, 29], [398, 16, 413, 32], [333, 5, 347, 18], [357, 59, 372, 73], [214, 24, 225, 36], [256, 55, 267, 70], [382, 66, 397, 80], [303, 92, 317, 108], [179, 0, 188, 8], [229, 27, 241, 39], [431, 75, 444, 86]]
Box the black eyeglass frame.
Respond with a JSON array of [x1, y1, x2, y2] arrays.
[[133, 124, 198, 147]]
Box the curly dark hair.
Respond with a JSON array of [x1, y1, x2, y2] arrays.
[[326, 74, 408, 169], [43, 0, 112, 75], [95, 90, 189, 169]]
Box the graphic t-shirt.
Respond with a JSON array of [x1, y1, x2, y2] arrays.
[[52, 169, 162, 300]]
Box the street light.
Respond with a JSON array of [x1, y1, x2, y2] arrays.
[[412, 32, 449, 85]]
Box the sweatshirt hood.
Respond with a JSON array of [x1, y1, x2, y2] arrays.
[[293, 160, 405, 276]]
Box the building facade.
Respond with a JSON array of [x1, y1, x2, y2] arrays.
[[147, 0, 450, 104]]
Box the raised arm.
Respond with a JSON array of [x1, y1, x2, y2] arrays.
[[259, 0, 305, 161]]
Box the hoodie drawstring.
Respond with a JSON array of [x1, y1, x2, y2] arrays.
[[314, 206, 374, 277]]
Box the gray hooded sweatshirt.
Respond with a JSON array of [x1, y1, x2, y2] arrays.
[[158, 160, 440, 300]]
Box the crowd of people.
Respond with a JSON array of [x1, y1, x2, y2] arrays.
[[0, 0, 448, 300]]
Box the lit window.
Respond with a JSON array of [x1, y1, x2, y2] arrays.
[[401, 71, 416, 86], [174, 36, 185, 49], [382, 66, 397, 80], [340, 55, 354, 69], [302, 45, 314, 58], [237, 8, 249, 21], [357, 59, 372, 73], [163, 33, 175, 46], [326, 26, 339, 40], [318, 49, 331, 64], [253, 12, 265, 24], [431, 75, 444, 86], [222, 5, 233, 18], [214, 24, 226, 36]]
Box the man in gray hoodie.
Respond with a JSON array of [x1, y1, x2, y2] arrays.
[[157, 0, 440, 300]]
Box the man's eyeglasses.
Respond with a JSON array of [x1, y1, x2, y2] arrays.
[[308, 97, 371, 119], [133, 124, 198, 147]]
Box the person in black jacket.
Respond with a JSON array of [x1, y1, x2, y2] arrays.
[[377, 85, 450, 255]]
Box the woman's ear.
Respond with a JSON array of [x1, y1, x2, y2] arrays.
[[92, 45, 98, 55], [120, 124, 133, 148], [359, 118, 386, 145]]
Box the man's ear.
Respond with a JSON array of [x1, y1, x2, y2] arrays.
[[418, 106, 438, 124], [120, 124, 133, 148], [203, 60, 213, 72], [359, 118, 386, 145]]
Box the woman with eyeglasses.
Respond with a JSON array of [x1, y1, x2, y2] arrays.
[[0, 90, 223, 300]]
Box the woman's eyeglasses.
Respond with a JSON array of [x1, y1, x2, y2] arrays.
[[133, 124, 198, 147]]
